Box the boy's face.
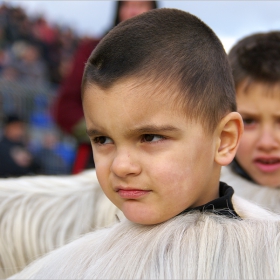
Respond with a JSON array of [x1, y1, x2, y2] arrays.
[[5, 121, 25, 142], [83, 78, 220, 225], [235, 81, 280, 187]]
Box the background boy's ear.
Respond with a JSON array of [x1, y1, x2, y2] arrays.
[[215, 112, 243, 166]]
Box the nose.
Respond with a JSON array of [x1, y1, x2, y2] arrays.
[[111, 148, 141, 178], [257, 126, 280, 152]]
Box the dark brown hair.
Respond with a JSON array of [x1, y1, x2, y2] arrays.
[[228, 31, 280, 87], [82, 8, 236, 133]]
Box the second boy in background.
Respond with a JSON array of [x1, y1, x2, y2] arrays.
[[221, 31, 280, 213]]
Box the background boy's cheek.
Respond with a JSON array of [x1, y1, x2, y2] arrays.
[[236, 136, 250, 158]]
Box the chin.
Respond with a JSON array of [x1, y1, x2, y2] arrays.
[[266, 183, 280, 189], [124, 211, 167, 225], [256, 178, 280, 189]]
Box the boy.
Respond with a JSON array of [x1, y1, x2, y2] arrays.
[[10, 9, 280, 279], [221, 31, 280, 213]]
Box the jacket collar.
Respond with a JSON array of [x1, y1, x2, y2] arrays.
[[179, 182, 240, 219]]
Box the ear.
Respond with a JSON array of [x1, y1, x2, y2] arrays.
[[215, 112, 243, 166]]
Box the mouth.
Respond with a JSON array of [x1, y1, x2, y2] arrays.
[[116, 188, 151, 199], [254, 158, 280, 173]]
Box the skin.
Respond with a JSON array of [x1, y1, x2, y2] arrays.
[[83, 78, 240, 225], [4, 121, 32, 166], [235, 80, 280, 188], [5, 122, 26, 142], [118, 1, 154, 22]]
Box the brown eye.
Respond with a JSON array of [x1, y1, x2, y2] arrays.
[[143, 134, 155, 142], [142, 134, 164, 142], [93, 136, 113, 144], [242, 118, 257, 127]]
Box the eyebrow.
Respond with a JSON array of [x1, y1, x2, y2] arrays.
[[86, 125, 181, 137], [86, 129, 103, 137], [238, 111, 260, 118], [127, 125, 181, 135], [239, 110, 280, 118]]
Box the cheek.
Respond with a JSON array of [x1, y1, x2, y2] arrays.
[[168, 143, 210, 179], [156, 166, 190, 185], [94, 159, 111, 192], [236, 133, 253, 160], [148, 152, 193, 189], [141, 7, 152, 13], [152, 167, 193, 209]]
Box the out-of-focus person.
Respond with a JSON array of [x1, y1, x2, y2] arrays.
[[220, 31, 280, 213], [52, 1, 158, 174], [0, 114, 39, 177], [34, 131, 69, 175], [11, 41, 48, 86]]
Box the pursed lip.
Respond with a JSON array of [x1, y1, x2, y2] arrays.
[[115, 186, 151, 199], [253, 156, 280, 173]]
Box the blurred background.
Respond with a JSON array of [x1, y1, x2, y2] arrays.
[[0, 1, 279, 176], [11, 1, 280, 52]]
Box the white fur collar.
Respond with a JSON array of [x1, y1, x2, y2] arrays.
[[221, 165, 280, 214]]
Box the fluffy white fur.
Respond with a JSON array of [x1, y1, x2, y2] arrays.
[[0, 169, 122, 279], [221, 165, 280, 213], [8, 195, 280, 279]]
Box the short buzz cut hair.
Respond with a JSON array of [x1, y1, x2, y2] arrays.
[[82, 8, 236, 133], [228, 31, 280, 87]]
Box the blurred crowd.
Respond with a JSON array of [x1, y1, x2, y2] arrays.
[[0, 2, 83, 177], [0, 1, 159, 178], [0, 3, 79, 86]]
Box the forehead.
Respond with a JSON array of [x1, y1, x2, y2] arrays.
[[236, 80, 280, 98], [82, 77, 211, 139], [236, 80, 280, 111], [7, 121, 24, 128], [83, 78, 185, 118]]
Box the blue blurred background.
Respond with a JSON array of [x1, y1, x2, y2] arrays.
[[0, 1, 279, 176]]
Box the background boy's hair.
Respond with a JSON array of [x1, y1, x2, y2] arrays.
[[3, 114, 23, 126], [82, 8, 236, 133], [228, 31, 280, 87]]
